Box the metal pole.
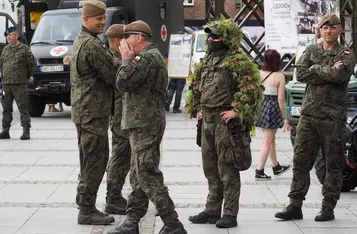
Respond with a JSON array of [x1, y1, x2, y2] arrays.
[[352, 0, 357, 55]]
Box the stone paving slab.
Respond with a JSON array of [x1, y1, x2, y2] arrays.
[[1, 105, 357, 234]]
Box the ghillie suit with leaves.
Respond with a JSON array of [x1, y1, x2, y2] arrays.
[[185, 19, 264, 135]]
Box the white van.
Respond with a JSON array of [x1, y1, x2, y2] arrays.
[[190, 29, 259, 73]]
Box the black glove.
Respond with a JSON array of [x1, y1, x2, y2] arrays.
[[196, 119, 202, 147]]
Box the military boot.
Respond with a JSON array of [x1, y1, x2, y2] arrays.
[[104, 196, 127, 215], [0, 129, 10, 139], [315, 206, 334, 221], [107, 220, 139, 234], [159, 219, 187, 234], [215, 215, 238, 228], [188, 211, 220, 224], [77, 206, 115, 225], [274, 204, 303, 220], [20, 128, 30, 140]]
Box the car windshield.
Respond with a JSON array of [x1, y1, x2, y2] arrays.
[[195, 33, 206, 52], [31, 13, 82, 44]]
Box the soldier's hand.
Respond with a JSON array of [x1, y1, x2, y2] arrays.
[[119, 39, 135, 60], [197, 111, 203, 120], [332, 61, 343, 71], [221, 110, 237, 123]]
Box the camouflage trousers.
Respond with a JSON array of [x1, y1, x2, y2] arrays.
[[106, 118, 131, 203], [201, 109, 251, 217], [289, 115, 346, 209], [1, 84, 31, 130], [75, 118, 109, 208], [126, 125, 178, 224]]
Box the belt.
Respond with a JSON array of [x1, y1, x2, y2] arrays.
[[202, 106, 233, 113]]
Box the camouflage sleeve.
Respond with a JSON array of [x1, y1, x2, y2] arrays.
[[85, 40, 115, 85], [190, 67, 202, 117], [309, 48, 356, 83], [116, 55, 155, 91], [296, 46, 325, 84], [26, 46, 36, 77]]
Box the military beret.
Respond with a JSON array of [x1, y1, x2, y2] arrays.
[[204, 26, 222, 36], [124, 20, 152, 37], [105, 24, 124, 38], [82, 0, 106, 17], [4, 26, 17, 37], [319, 14, 341, 28]]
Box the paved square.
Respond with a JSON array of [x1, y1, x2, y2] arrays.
[[0, 105, 356, 234]]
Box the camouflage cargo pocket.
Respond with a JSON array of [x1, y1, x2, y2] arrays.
[[229, 131, 252, 171]]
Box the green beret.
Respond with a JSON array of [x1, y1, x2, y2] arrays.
[[319, 14, 341, 28], [4, 26, 17, 37]]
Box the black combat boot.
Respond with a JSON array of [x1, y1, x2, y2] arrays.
[[315, 206, 334, 221], [188, 211, 221, 224], [104, 196, 127, 215], [0, 129, 10, 139], [77, 206, 115, 225], [274, 204, 303, 220], [159, 219, 187, 234], [20, 127, 30, 140], [215, 215, 238, 228], [107, 220, 139, 234]]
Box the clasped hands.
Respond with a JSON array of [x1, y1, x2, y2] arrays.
[[197, 110, 237, 123]]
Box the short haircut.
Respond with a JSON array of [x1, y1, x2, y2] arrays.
[[262, 49, 281, 72]]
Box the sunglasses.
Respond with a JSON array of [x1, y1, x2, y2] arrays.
[[123, 33, 149, 39], [209, 34, 222, 39]]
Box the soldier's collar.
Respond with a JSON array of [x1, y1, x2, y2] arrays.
[[81, 25, 100, 38], [318, 41, 341, 56]]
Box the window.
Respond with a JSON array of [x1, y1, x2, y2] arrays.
[[183, 0, 194, 6], [31, 13, 82, 43]]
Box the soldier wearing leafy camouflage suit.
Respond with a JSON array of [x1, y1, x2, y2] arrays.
[[186, 19, 263, 229], [275, 14, 356, 222], [107, 20, 187, 234], [70, 1, 115, 225], [0, 26, 35, 140], [104, 24, 131, 215]]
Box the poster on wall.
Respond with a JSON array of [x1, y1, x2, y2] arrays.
[[167, 34, 193, 78], [265, 0, 340, 55]]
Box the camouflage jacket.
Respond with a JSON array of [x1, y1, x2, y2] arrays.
[[70, 26, 116, 124], [296, 42, 356, 122], [195, 50, 237, 109], [0, 42, 36, 84], [117, 44, 167, 131], [109, 48, 123, 121]]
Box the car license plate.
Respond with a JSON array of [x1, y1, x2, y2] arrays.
[[290, 106, 301, 116], [40, 65, 63, 72]]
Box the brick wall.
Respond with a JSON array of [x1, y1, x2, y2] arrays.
[[184, 0, 264, 20]]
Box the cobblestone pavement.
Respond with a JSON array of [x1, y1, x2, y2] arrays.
[[0, 104, 357, 234]]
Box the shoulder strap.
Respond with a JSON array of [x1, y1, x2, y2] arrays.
[[262, 71, 274, 83]]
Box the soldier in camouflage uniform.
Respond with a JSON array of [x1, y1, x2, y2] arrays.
[[70, 1, 115, 225], [0, 26, 35, 140], [275, 14, 356, 222], [186, 20, 263, 229], [107, 20, 187, 234], [104, 24, 130, 215]]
